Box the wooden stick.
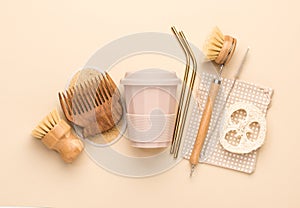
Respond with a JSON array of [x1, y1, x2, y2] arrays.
[[189, 79, 220, 175]]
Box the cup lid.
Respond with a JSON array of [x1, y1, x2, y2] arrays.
[[120, 68, 181, 86]]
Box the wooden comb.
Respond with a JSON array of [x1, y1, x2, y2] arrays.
[[58, 72, 123, 138]]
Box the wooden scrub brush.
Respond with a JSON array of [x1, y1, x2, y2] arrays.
[[59, 72, 123, 138], [189, 27, 237, 176], [32, 109, 84, 163], [203, 27, 237, 65]]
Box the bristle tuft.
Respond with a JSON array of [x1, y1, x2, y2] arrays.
[[31, 130, 44, 139], [31, 109, 61, 139], [52, 109, 60, 124], [48, 112, 56, 126], [44, 116, 53, 129], [203, 26, 225, 60]]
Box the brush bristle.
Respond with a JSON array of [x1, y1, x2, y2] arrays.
[[203, 27, 225, 61], [32, 109, 61, 139]]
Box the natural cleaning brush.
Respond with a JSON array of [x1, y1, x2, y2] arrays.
[[189, 27, 237, 176], [203, 27, 236, 65], [32, 109, 84, 163]]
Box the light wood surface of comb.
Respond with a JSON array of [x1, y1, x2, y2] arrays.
[[59, 72, 123, 137]]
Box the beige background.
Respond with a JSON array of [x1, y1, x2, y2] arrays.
[[0, 0, 299, 207]]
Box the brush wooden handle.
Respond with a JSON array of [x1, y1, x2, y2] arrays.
[[54, 132, 84, 163], [42, 120, 84, 163], [189, 79, 221, 166]]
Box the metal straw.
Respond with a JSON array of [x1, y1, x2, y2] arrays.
[[170, 27, 197, 158], [170, 27, 190, 154]]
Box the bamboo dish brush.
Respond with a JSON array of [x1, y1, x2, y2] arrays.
[[189, 27, 237, 176], [203, 27, 236, 65], [32, 109, 84, 163]]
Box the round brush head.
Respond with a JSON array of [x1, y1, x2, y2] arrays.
[[203, 27, 237, 65], [32, 109, 84, 163], [32, 109, 61, 139]]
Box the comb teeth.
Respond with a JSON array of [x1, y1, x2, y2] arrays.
[[203, 27, 225, 61], [71, 75, 103, 113], [60, 72, 116, 115], [58, 71, 123, 136], [32, 109, 61, 139]]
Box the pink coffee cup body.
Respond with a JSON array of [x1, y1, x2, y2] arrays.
[[121, 69, 180, 148]]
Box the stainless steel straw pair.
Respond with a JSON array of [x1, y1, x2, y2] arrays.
[[170, 27, 197, 158]]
